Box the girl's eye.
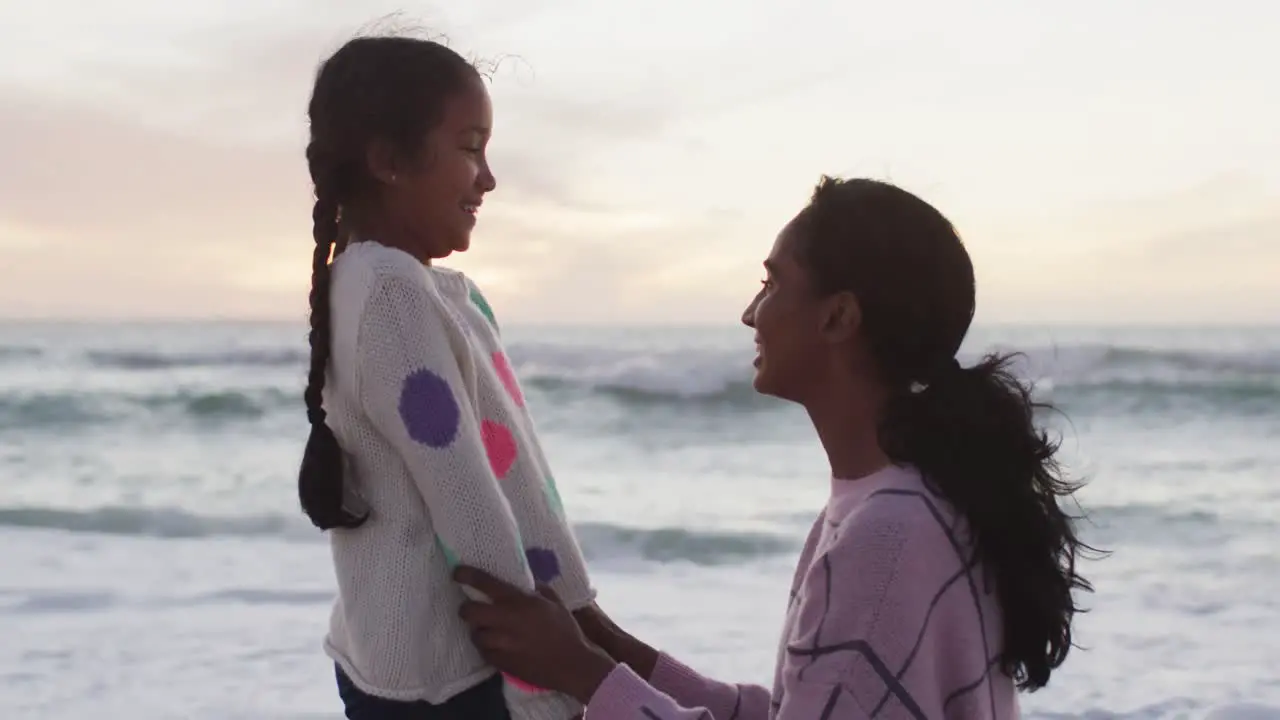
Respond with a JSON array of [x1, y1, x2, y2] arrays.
[[760, 278, 773, 290]]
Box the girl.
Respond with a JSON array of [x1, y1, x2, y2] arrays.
[[296, 34, 594, 720], [452, 177, 1093, 718]]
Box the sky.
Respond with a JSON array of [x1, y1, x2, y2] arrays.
[[0, 0, 1277, 325]]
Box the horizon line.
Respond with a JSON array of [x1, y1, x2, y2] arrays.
[[0, 317, 1276, 331]]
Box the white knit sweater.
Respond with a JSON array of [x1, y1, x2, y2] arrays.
[[320, 240, 594, 719]]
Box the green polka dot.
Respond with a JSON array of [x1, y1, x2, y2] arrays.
[[544, 474, 565, 517], [515, 528, 532, 574], [437, 537, 459, 568], [469, 285, 498, 329]]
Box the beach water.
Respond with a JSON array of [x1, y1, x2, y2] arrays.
[[2, 320, 1278, 719]]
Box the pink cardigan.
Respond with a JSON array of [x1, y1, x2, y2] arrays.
[[584, 465, 1018, 719]]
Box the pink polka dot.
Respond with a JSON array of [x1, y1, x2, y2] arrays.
[[491, 351, 524, 407], [503, 673, 548, 693], [481, 419, 517, 478]]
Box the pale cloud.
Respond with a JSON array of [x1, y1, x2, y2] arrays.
[[0, 11, 713, 319], [0, 89, 304, 242], [970, 175, 1280, 325], [0, 0, 1277, 323]]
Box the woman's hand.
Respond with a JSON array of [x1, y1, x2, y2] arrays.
[[454, 566, 618, 705]]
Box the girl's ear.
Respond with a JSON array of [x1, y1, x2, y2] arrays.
[[364, 139, 401, 186]]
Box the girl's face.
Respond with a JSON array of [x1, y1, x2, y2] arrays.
[[376, 76, 497, 259]]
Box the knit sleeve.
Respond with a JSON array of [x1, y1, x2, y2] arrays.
[[355, 272, 534, 595], [776, 504, 969, 719], [646, 653, 771, 718], [584, 663, 770, 720]]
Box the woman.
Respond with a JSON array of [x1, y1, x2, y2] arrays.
[[453, 176, 1092, 718]]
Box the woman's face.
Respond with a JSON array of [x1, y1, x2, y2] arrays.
[[741, 216, 837, 403]]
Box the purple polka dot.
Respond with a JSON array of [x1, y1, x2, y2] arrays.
[[398, 369, 460, 448], [525, 547, 561, 583]]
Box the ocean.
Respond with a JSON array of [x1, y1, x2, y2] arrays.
[[2, 320, 1278, 719]]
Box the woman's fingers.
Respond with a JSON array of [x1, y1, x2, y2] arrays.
[[458, 598, 508, 628], [470, 626, 513, 654], [454, 565, 525, 600]]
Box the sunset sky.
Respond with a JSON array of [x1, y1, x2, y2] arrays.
[[1, 0, 1277, 325]]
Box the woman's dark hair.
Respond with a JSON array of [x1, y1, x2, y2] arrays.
[[794, 176, 1093, 691], [299, 35, 478, 530]]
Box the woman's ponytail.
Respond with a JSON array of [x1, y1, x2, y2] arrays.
[[880, 353, 1092, 690]]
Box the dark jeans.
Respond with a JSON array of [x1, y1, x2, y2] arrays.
[[335, 665, 512, 720]]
